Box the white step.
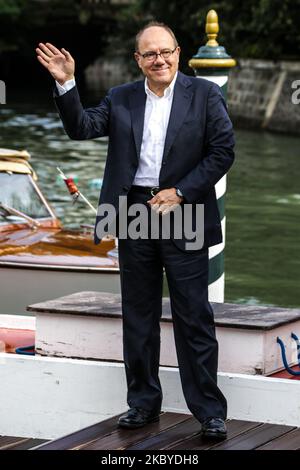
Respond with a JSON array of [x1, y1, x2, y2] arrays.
[[1, 353, 300, 439], [27, 291, 300, 375]]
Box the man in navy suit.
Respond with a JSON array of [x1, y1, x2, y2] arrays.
[[36, 21, 235, 440]]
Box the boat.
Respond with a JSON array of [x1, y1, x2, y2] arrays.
[[0, 148, 120, 316]]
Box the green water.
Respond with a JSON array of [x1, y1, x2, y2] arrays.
[[226, 130, 300, 308], [1, 92, 299, 308]]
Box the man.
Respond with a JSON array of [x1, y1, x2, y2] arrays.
[[36, 21, 235, 441]]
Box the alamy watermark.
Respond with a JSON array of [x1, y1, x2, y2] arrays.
[[291, 80, 300, 104], [96, 197, 205, 251], [0, 80, 6, 104]]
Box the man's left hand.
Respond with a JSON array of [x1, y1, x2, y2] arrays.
[[147, 188, 183, 215]]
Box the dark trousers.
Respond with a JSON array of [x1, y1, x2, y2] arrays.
[[117, 190, 227, 422]]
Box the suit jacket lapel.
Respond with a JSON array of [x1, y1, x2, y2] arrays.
[[162, 72, 193, 161], [129, 81, 146, 161]]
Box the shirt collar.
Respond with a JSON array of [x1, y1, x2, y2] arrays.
[[144, 71, 178, 99]]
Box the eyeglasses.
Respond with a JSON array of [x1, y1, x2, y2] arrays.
[[137, 47, 178, 62]]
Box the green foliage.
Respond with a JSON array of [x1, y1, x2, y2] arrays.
[[0, 0, 26, 17], [0, 0, 121, 88], [114, 0, 300, 65], [0, 0, 299, 80]]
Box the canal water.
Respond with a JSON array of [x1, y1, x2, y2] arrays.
[[1, 89, 299, 308]]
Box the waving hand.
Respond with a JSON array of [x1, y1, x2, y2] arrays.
[[36, 42, 75, 85]]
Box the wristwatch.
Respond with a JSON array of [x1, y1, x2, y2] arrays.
[[175, 187, 184, 199]]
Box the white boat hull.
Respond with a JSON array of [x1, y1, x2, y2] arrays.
[[0, 266, 121, 315]]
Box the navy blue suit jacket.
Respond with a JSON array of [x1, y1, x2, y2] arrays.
[[55, 71, 235, 250]]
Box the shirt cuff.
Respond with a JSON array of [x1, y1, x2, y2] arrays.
[[55, 78, 76, 96]]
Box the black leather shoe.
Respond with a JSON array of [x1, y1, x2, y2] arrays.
[[201, 417, 227, 440], [118, 407, 160, 429]]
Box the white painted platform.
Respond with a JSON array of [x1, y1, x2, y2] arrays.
[[27, 292, 300, 375], [33, 311, 300, 376], [1, 353, 300, 440]]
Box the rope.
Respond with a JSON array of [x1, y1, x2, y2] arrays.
[[277, 334, 300, 376], [291, 332, 300, 366]]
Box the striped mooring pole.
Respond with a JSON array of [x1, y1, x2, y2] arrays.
[[189, 10, 236, 302]]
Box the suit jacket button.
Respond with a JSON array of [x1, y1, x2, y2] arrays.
[[162, 161, 166, 166]]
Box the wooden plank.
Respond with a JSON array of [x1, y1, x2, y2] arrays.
[[125, 417, 201, 450], [211, 303, 300, 330], [211, 423, 295, 450], [169, 420, 263, 450], [6, 438, 49, 450], [257, 428, 300, 450], [27, 291, 168, 319], [33, 412, 127, 450], [27, 291, 125, 318], [27, 290, 300, 330], [76, 412, 190, 450], [0, 436, 30, 450]]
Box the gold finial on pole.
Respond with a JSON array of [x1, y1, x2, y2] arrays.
[[205, 10, 219, 47], [189, 9, 236, 70]]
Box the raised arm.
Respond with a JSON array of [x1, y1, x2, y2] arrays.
[[36, 42, 110, 140]]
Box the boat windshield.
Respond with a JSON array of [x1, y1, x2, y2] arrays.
[[0, 173, 52, 223]]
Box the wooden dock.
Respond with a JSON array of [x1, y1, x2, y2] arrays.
[[3, 292, 300, 443], [27, 411, 300, 451], [0, 436, 47, 450]]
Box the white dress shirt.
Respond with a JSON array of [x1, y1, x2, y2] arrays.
[[133, 72, 177, 187], [56, 72, 178, 187]]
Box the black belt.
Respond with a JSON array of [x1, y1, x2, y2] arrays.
[[130, 185, 160, 196]]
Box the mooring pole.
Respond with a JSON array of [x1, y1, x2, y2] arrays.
[[189, 10, 236, 302]]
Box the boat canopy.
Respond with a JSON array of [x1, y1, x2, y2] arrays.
[[0, 148, 37, 180]]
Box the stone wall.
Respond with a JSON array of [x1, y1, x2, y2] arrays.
[[227, 59, 300, 135], [85, 57, 133, 92]]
